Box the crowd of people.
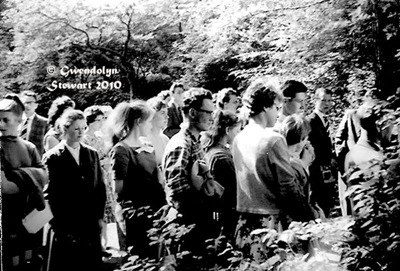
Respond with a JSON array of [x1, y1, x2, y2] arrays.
[[0, 78, 397, 270]]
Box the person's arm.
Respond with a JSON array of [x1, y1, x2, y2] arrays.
[[1, 170, 20, 194], [93, 150, 106, 221], [44, 135, 59, 152], [163, 107, 181, 138], [269, 137, 314, 221], [163, 145, 196, 211], [109, 145, 129, 195], [335, 111, 350, 156]]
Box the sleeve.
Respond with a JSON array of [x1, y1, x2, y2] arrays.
[[94, 151, 106, 220], [209, 152, 235, 190], [269, 137, 314, 222], [109, 144, 130, 181], [42, 152, 63, 220], [163, 145, 192, 200], [164, 107, 181, 138]]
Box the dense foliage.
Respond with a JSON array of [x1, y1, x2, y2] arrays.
[[2, 1, 400, 270]]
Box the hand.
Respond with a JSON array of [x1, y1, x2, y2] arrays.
[[1, 171, 20, 194], [300, 141, 315, 168]]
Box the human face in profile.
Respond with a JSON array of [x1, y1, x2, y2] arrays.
[[284, 92, 306, 115], [152, 107, 168, 131], [224, 95, 240, 113], [265, 98, 282, 127], [194, 98, 215, 132]]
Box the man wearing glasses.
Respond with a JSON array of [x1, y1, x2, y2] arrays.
[[162, 87, 218, 253], [19, 90, 49, 158]]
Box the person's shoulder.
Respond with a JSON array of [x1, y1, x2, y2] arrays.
[[160, 133, 170, 143], [18, 137, 37, 150], [110, 141, 129, 153], [35, 113, 48, 123], [306, 111, 318, 121], [43, 142, 65, 158], [80, 142, 98, 154]]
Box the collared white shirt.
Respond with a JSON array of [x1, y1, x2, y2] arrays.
[[63, 140, 81, 165], [314, 109, 327, 127]]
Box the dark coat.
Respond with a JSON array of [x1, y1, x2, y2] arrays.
[[42, 142, 106, 236], [27, 113, 49, 158], [334, 109, 361, 173], [307, 112, 337, 215], [164, 103, 183, 138]]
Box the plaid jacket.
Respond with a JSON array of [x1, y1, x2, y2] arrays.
[[162, 127, 205, 206]]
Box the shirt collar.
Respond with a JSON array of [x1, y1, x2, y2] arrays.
[[62, 140, 81, 151]]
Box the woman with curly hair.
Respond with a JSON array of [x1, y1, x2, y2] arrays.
[[43, 96, 75, 152], [201, 109, 242, 240]]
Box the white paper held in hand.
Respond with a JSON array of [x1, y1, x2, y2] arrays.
[[22, 201, 53, 234]]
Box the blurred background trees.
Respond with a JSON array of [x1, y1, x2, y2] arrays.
[[1, 0, 400, 113]]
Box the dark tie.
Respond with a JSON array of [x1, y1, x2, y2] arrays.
[[323, 115, 330, 134], [19, 118, 29, 140], [177, 107, 183, 123]]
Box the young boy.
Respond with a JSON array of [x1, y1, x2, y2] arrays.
[[0, 93, 48, 271]]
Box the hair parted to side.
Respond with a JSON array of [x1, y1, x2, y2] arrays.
[[0, 93, 25, 117], [201, 109, 242, 152], [280, 114, 311, 146], [84, 105, 104, 125], [216, 88, 237, 109], [242, 78, 282, 117], [281, 80, 307, 99], [182, 87, 213, 115], [47, 96, 76, 127], [20, 90, 38, 101], [105, 99, 154, 148], [58, 109, 85, 135], [314, 87, 332, 98]]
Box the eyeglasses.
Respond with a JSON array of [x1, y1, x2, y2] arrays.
[[196, 108, 214, 115]]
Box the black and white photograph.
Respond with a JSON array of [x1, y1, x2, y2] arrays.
[[1, 0, 400, 270]]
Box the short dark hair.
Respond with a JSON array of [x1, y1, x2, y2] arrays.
[[243, 78, 282, 117], [216, 88, 237, 109], [20, 90, 38, 101], [84, 105, 104, 125], [281, 80, 307, 99], [182, 87, 213, 115]]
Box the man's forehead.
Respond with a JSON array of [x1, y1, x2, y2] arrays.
[[21, 95, 36, 102], [295, 92, 306, 100]]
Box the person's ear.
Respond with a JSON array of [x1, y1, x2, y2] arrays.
[[225, 127, 230, 135], [189, 108, 197, 119]]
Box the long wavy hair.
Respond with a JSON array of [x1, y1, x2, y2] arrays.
[[201, 109, 242, 152]]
